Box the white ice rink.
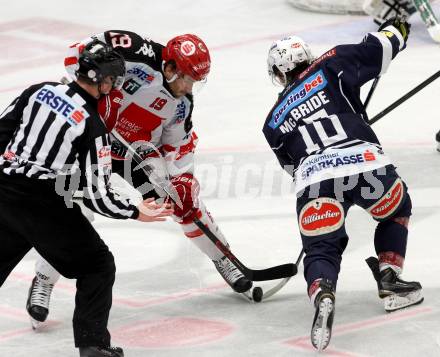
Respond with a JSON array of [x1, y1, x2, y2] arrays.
[[1, 1, 440, 356]]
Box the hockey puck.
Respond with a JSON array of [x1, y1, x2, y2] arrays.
[[252, 287, 263, 303]]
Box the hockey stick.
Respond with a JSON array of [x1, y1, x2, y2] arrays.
[[259, 248, 304, 301], [110, 130, 298, 283], [191, 218, 297, 281], [239, 249, 304, 303], [369, 69, 440, 125], [364, 76, 381, 109]]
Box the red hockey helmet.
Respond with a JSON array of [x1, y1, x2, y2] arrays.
[[162, 34, 211, 82]]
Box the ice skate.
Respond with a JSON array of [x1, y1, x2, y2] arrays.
[[366, 257, 423, 312], [310, 279, 335, 352], [26, 276, 54, 329], [378, 267, 424, 312], [213, 256, 252, 293], [79, 346, 124, 357]]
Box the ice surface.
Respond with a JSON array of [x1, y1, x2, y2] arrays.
[[1, 1, 440, 356]]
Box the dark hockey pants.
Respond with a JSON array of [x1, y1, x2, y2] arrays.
[[0, 172, 115, 347], [296, 165, 412, 290]]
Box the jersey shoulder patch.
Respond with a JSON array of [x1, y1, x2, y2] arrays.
[[34, 84, 89, 126]]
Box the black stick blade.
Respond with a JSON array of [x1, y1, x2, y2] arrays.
[[251, 263, 298, 281]]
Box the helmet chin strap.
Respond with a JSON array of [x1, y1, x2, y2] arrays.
[[280, 73, 287, 86], [271, 71, 287, 87], [162, 61, 178, 83], [166, 73, 178, 83]]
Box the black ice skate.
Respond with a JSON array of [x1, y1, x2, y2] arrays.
[[79, 346, 124, 357], [436, 130, 440, 152], [310, 279, 335, 352], [366, 257, 423, 312], [213, 256, 252, 293], [26, 276, 54, 329]]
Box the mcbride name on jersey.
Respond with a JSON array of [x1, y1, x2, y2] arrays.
[[263, 26, 406, 191], [65, 30, 197, 177]]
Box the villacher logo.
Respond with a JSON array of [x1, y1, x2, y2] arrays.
[[368, 180, 403, 219], [302, 209, 341, 226], [299, 197, 344, 237]]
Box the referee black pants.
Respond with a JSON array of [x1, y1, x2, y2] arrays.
[[0, 173, 115, 348]]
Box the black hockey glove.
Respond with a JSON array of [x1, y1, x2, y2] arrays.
[[379, 16, 411, 42]]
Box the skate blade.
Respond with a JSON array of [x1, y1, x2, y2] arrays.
[[384, 290, 424, 312], [311, 298, 333, 352], [241, 290, 253, 302], [30, 317, 44, 330]]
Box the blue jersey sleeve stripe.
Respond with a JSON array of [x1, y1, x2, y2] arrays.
[[369, 32, 393, 76], [381, 25, 405, 50]]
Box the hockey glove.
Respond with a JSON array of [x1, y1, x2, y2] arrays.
[[170, 173, 200, 223], [98, 89, 124, 132], [379, 16, 411, 43]]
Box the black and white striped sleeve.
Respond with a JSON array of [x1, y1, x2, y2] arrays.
[[0, 97, 20, 153], [81, 134, 139, 219], [0, 84, 42, 153]]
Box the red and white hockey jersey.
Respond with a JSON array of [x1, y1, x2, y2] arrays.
[[65, 30, 197, 177]]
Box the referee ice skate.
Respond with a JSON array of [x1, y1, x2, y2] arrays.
[[0, 40, 172, 357]]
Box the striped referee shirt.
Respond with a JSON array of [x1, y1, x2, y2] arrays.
[[0, 81, 139, 219]]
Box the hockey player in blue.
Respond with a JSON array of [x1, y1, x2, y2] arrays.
[[263, 18, 423, 351]]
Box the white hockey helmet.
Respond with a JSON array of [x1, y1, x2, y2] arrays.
[[267, 35, 314, 86]]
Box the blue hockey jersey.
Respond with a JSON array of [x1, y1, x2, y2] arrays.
[[263, 26, 406, 192]]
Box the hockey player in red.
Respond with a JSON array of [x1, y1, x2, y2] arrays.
[[264, 18, 423, 351], [26, 31, 253, 330]]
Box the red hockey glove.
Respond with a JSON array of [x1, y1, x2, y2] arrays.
[[97, 89, 123, 132], [170, 173, 200, 223]]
